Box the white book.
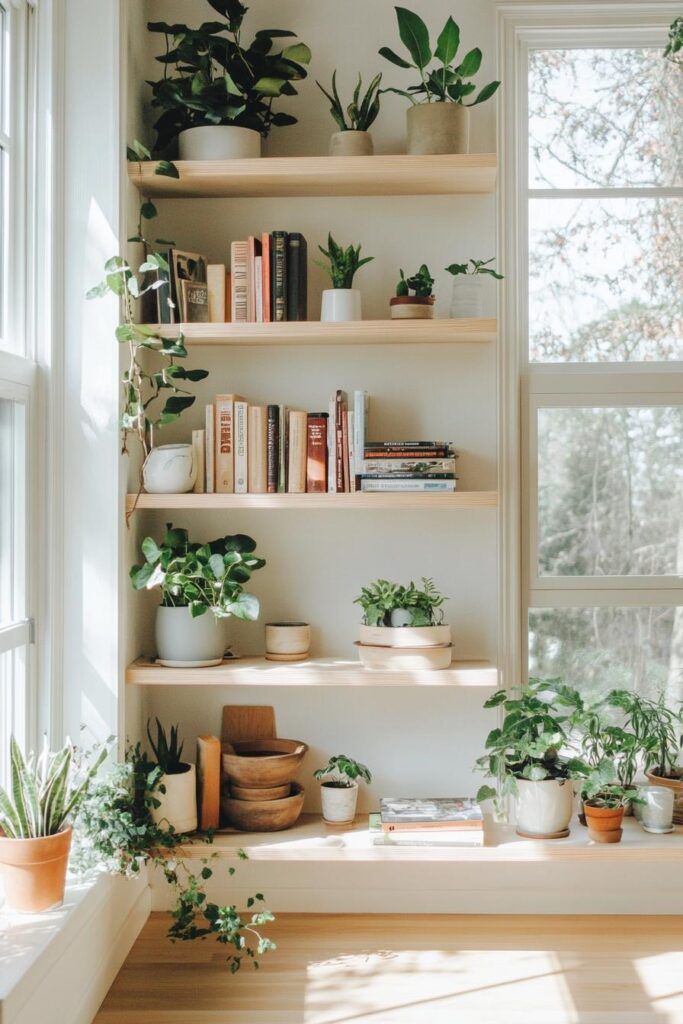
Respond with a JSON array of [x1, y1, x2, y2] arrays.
[[254, 256, 263, 322], [327, 394, 336, 492], [353, 390, 368, 479], [278, 405, 286, 492], [205, 404, 215, 493], [347, 410, 355, 493], [234, 401, 249, 494], [360, 478, 456, 492], [206, 264, 226, 322]]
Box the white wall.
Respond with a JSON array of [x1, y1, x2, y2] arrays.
[[131, 0, 499, 812]]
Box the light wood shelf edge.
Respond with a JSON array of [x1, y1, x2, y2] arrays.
[[125, 491, 499, 513]]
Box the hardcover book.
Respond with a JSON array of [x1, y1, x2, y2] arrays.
[[362, 457, 457, 475], [196, 736, 221, 832], [306, 413, 328, 493], [171, 249, 207, 321], [261, 232, 271, 322], [287, 410, 307, 493], [230, 240, 249, 322], [248, 405, 268, 493], [379, 797, 483, 831], [267, 404, 279, 494], [360, 479, 456, 492], [206, 264, 226, 322], [271, 231, 287, 322], [205, 404, 215, 493], [234, 401, 249, 494], [181, 279, 209, 323], [214, 394, 243, 494], [286, 232, 307, 322]]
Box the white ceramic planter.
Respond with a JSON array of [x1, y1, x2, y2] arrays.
[[359, 624, 451, 648], [450, 277, 484, 318], [178, 125, 261, 161], [320, 781, 358, 824], [143, 444, 197, 494], [515, 778, 574, 838], [329, 130, 374, 156], [155, 605, 226, 667], [151, 765, 198, 834], [265, 622, 311, 661], [638, 784, 675, 833], [321, 288, 362, 322], [406, 103, 469, 155]]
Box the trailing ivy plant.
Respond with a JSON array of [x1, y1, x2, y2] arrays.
[[314, 755, 372, 789], [316, 71, 383, 131], [446, 258, 503, 279], [396, 265, 434, 297], [354, 577, 447, 627], [380, 7, 500, 106], [147, 1, 311, 152], [315, 233, 374, 289]]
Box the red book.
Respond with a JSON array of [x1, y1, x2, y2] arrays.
[[261, 232, 271, 322], [306, 414, 328, 493]]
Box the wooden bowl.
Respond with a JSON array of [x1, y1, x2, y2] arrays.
[[355, 641, 453, 671], [222, 782, 305, 832], [221, 738, 308, 788], [359, 624, 451, 649], [231, 782, 290, 802]]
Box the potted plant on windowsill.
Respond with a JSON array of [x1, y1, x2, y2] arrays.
[[315, 233, 374, 322], [130, 524, 265, 667], [0, 737, 106, 912], [313, 755, 372, 825], [147, 4, 311, 160], [379, 8, 500, 155], [579, 763, 641, 845], [354, 577, 451, 669], [316, 70, 382, 156], [147, 719, 197, 834], [446, 258, 503, 317], [390, 265, 435, 319]]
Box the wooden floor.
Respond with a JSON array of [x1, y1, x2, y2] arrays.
[[95, 912, 683, 1023]]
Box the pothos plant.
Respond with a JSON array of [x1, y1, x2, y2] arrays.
[[396, 265, 434, 298], [354, 577, 447, 627], [446, 258, 503, 279], [313, 755, 372, 789]]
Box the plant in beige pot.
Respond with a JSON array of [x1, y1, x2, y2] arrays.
[[354, 578, 451, 670], [390, 265, 435, 319], [315, 233, 374, 322], [379, 8, 500, 155], [0, 737, 106, 912], [314, 755, 372, 825], [446, 258, 503, 317], [147, 720, 197, 834], [316, 70, 382, 156]]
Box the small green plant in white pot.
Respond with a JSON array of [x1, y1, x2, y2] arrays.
[[316, 70, 382, 156], [390, 265, 435, 319], [354, 578, 451, 670], [315, 233, 374, 322], [446, 258, 503, 317], [130, 524, 265, 667], [147, 719, 197, 834], [314, 755, 372, 824]]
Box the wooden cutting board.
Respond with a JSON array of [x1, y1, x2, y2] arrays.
[[221, 705, 276, 744]]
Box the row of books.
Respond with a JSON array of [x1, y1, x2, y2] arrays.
[[363, 439, 458, 493], [153, 233, 307, 325], [370, 797, 485, 848]]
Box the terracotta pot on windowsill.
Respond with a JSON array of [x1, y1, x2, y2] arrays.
[[584, 802, 624, 844], [0, 826, 72, 912]]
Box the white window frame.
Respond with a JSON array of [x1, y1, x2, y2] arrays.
[[497, 2, 683, 686]]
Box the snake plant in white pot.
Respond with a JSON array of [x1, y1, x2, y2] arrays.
[[147, 720, 197, 834]]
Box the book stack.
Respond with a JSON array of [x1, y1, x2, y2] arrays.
[[371, 797, 485, 847], [361, 441, 458, 492], [231, 232, 307, 323]]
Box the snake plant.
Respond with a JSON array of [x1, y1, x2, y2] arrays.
[[0, 736, 107, 839], [315, 233, 374, 289]]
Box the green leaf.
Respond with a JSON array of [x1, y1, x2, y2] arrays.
[[395, 6, 431, 69], [142, 536, 162, 564], [282, 43, 311, 65], [253, 76, 287, 97], [467, 80, 500, 106], [127, 139, 151, 162], [435, 16, 459, 65], [378, 46, 413, 70], [140, 200, 158, 221], [155, 160, 180, 178], [476, 785, 497, 803], [455, 47, 482, 78]]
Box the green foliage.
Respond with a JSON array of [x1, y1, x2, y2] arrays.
[[313, 755, 372, 788], [665, 17, 683, 65], [130, 524, 265, 620], [147, 4, 311, 151], [0, 736, 108, 840], [445, 258, 503, 279], [354, 577, 447, 627], [315, 233, 374, 289], [396, 264, 434, 297], [379, 7, 500, 106], [608, 689, 683, 777], [579, 761, 640, 810], [147, 719, 187, 774], [316, 71, 382, 131]]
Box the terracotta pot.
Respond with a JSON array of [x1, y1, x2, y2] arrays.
[[0, 827, 72, 912], [645, 769, 683, 824], [406, 103, 469, 155], [585, 803, 624, 844], [329, 130, 373, 156], [390, 296, 435, 320]]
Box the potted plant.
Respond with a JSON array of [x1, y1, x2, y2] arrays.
[[580, 763, 640, 845], [315, 233, 374, 322], [316, 71, 382, 156], [476, 678, 584, 839], [0, 736, 106, 912], [390, 265, 435, 319], [147, 719, 197, 834], [147, 5, 311, 160], [446, 258, 504, 317], [313, 755, 372, 824], [354, 577, 451, 669], [379, 8, 500, 155], [130, 524, 266, 667]]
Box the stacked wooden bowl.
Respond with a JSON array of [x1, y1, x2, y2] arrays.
[[356, 624, 453, 670], [221, 738, 307, 831]]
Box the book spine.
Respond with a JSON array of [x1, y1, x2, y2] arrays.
[[205, 404, 214, 493], [341, 402, 350, 493], [335, 390, 347, 492], [327, 395, 336, 492], [267, 404, 279, 494], [283, 407, 290, 492], [363, 449, 452, 459], [365, 440, 453, 449], [247, 406, 268, 493], [347, 410, 355, 493], [277, 405, 286, 492], [196, 736, 221, 832], [306, 414, 328, 493], [272, 231, 287, 322], [353, 390, 367, 483], [261, 233, 271, 323], [234, 401, 249, 494], [254, 255, 263, 323], [192, 429, 205, 493], [360, 479, 456, 492], [246, 236, 255, 322], [361, 473, 456, 480], [214, 394, 240, 494], [287, 410, 307, 493], [230, 241, 248, 322], [362, 458, 457, 474], [382, 820, 483, 832], [206, 264, 226, 322], [286, 233, 307, 322], [225, 271, 232, 322]]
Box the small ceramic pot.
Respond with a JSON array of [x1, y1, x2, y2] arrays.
[[151, 765, 198, 834], [390, 296, 435, 320], [450, 277, 484, 318], [584, 803, 624, 844], [406, 103, 469, 155], [321, 781, 358, 824], [321, 288, 362, 322], [265, 622, 311, 662], [645, 769, 683, 824], [143, 444, 197, 494], [329, 130, 373, 156], [155, 605, 226, 667], [639, 783, 676, 832], [178, 125, 261, 160], [515, 778, 573, 838], [0, 827, 72, 912]]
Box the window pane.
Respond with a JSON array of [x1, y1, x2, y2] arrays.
[[537, 406, 683, 577], [529, 606, 682, 702], [0, 644, 27, 790], [529, 196, 682, 362], [0, 395, 26, 625], [0, 4, 7, 137], [529, 48, 683, 188]]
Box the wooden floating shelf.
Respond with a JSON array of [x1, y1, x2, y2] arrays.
[[145, 318, 497, 347], [125, 657, 498, 688], [128, 153, 497, 198], [125, 491, 498, 513]]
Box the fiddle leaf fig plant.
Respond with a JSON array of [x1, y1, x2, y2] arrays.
[[316, 71, 383, 131], [446, 258, 503, 279], [354, 577, 447, 627], [396, 264, 434, 297], [315, 233, 374, 289], [314, 755, 372, 789], [380, 7, 500, 106]]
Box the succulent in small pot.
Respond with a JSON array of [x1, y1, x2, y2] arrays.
[[316, 70, 382, 156], [0, 736, 107, 912], [315, 233, 374, 322], [130, 524, 265, 667], [355, 577, 450, 649], [314, 755, 372, 824], [446, 258, 503, 318], [147, 719, 197, 834], [390, 265, 435, 319]]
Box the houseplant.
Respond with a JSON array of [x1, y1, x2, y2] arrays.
[[390, 265, 435, 319], [0, 736, 106, 912], [130, 524, 265, 666], [354, 577, 451, 669], [147, 719, 197, 833], [580, 764, 640, 845], [313, 755, 372, 824], [573, 691, 640, 822], [476, 678, 584, 838], [315, 233, 374, 322], [446, 258, 504, 317], [147, 4, 311, 159], [316, 71, 382, 156], [379, 8, 500, 154]]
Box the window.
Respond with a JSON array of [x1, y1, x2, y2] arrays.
[[499, 6, 683, 699]]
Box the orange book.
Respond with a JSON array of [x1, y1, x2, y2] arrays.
[[196, 735, 221, 832], [214, 393, 244, 494]]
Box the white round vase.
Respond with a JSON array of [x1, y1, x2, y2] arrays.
[[515, 778, 573, 838], [178, 126, 261, 161], [320, 782, 358, 824], [151, 765, 198, 834], [155, 605, 226, 667], [450, 277, 484, 318], [320, 289, 362, 322], [143, 444, 197, 494]]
